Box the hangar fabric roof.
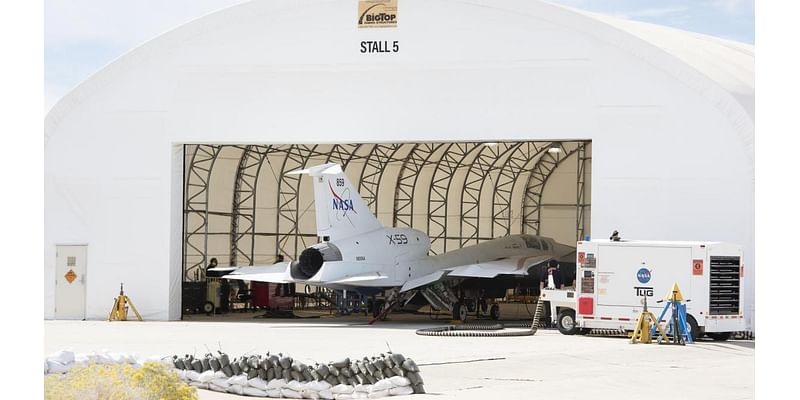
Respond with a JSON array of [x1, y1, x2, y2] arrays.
[[46, 0, 755, 131]]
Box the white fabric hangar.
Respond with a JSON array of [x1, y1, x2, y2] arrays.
[[44, 0, 754, 327]]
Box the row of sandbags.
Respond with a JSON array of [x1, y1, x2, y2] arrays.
[[44, 350, 170, 375], [172, 351, 424, 398]]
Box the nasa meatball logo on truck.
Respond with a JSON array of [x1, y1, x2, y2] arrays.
[[358, 0, 398, 28], [634, 267, 654, 297]]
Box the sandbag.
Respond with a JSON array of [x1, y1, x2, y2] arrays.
[[372, 379, 392, 392], [331, 384, 355, 394], [209, 383, 228, 392], [46, 360, 70, 374], [218, 353, 231, 367], [326, 375, 340, 386], [211, 378, 231, 389], [248, 369, 260, 380], [280, 357, 293, 369], [197, 370, 216, 383], [284, 369, 293, 382], [214, 371, 227, 379], [228, 374, 249, 386], [316, 364, 330, 378], [231, 362, 242, 375], [335, 395, 354, 400], [309, 381, 333, 392], [302, 370, 314, 381], [301, 389, 321, 400], [47, 350, 75, 365], [282, 388, 303, 399], [291, 370, 304, 382], [328, 365, 340, 376], [400, 359, 418, 372], [391, 366, 404, 377], [367, 390, 389, 399], [388, 376, 410, 387], [354, 384, 371, 393], [210, 357, 221, 371], [185, 371, 201, 382], [389, 354, 405, 366], [382, 368, 395, 378], [244, 387, 269, 397], [189, 382, 209, 390], [249, 377, 269, 390], [266, 368, 275, 381], [266, 378, 288, 390], [411, 384, 425, 394], [227, 384, 245, 395], [319, 390, 335, 400], [405, 372, 423, 386], [388, 386, 413, 396], [287, 380, 306, 392], [331, 358, 350, 369], [266, 388, 282, 398], [258, 369, 267, 380]]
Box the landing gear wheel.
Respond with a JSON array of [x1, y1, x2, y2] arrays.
[[453, 302, 467, 322], [489, 304, 500, 320], [706, 332, 731, 341], [557, 309, 578, 335], [202, 301, 215, 316]]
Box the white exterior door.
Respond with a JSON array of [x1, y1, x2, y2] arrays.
[[55, 245, 87, 319]]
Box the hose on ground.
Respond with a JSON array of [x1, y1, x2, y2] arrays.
[[416, 300, 544, 337]]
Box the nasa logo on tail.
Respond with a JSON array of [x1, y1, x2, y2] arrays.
[[329, 180, 357, 225]]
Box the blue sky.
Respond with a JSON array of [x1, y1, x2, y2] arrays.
[[44, 0, 754, 114]]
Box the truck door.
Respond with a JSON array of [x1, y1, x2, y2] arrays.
[[596, 245, 692, 319]]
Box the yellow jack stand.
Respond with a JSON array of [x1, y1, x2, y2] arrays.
[[631, 296, 669, 344], [108, 283, 143, 321]]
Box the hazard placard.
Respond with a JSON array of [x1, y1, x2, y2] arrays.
[[578, 252, 585, 265], [692, 259, 703, 276], [64, 269, 77, 284]]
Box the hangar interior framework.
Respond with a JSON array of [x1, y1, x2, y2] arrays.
[[182, 141, 592, 288]]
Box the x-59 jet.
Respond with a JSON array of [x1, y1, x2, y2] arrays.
[[217, 163, 575, 321]]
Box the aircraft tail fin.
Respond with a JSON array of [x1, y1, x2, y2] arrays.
[[289, 163, 383, 240]]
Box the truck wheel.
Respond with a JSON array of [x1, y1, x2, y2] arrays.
[[490, 304, 500, 320], [706, 332, 731, 341], [202, 301, 215, 316], [686, 314, 700, 342], [453, 302, 467, 322], [557, 309, 578, 335]]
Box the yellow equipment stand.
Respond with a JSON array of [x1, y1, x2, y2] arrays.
[[631, 296, 669, 344], [108, 283, 143, 321]]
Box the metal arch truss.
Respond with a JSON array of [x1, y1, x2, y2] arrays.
[[521, 142, 589, 236], [182, 141, 591, 282], [229, 145, 275, 267], [183, 144, 222, 282]]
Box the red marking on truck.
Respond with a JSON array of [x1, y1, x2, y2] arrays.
[[600, 317, 612, 320], [618, 318, 631, 321], [583, 316, 594, 319]]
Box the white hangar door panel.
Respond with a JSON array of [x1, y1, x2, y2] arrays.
[[55, 245, 87, 319]]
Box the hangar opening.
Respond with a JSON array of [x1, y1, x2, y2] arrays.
[[181, 141, 592, 318]]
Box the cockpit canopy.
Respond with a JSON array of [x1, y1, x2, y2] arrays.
[[520, 234, 551, 251]]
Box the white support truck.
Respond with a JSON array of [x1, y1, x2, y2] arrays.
[[550, 240, 746, 341]]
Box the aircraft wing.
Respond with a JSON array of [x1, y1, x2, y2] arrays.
[[221, 262, 295, 283], [400, 254, 552, 292]]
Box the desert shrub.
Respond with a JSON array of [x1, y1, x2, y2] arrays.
[[44, 361, 198, 400]]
